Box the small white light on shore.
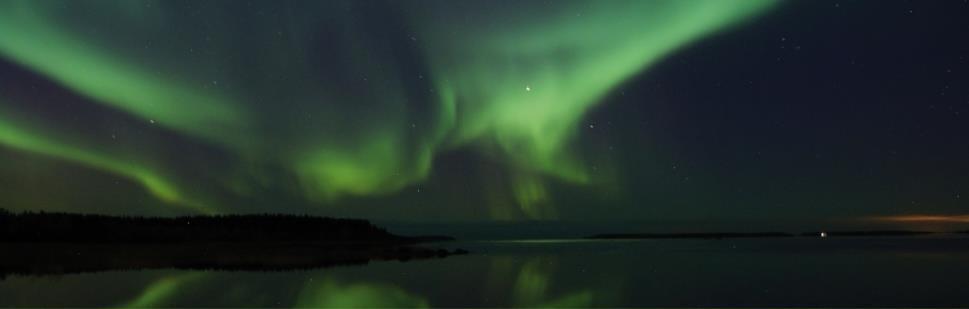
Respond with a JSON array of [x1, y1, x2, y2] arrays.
[[820, 232, 827, 238]]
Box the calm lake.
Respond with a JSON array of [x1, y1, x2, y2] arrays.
[[2, 236, 969, 307]]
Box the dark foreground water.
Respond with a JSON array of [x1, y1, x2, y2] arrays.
[[2, 236, 969, 307]]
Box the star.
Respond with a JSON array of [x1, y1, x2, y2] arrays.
[[525, 85, 532, 92]]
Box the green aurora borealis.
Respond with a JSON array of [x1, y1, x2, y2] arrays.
[[5, 1, 969, 307], [0, 0, 778, 218], [3, 0, 969, 227]]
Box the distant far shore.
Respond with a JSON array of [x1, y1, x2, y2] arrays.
[[589, 230, 965, 240]]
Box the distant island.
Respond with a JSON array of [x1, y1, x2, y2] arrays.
[[0, 210, 465, 279]]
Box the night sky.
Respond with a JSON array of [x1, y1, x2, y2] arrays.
[[1, 0, 968, 230]]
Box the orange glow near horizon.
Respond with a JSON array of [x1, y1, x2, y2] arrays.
[[867, 215, 969, 223]]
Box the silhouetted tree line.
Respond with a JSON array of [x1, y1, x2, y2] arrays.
[[0, 209, 403, 243]]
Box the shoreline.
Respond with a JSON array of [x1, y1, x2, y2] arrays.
[[0, 241, 468, 279]]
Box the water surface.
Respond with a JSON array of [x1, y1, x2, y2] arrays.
[[2, 237, 969, 307]]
